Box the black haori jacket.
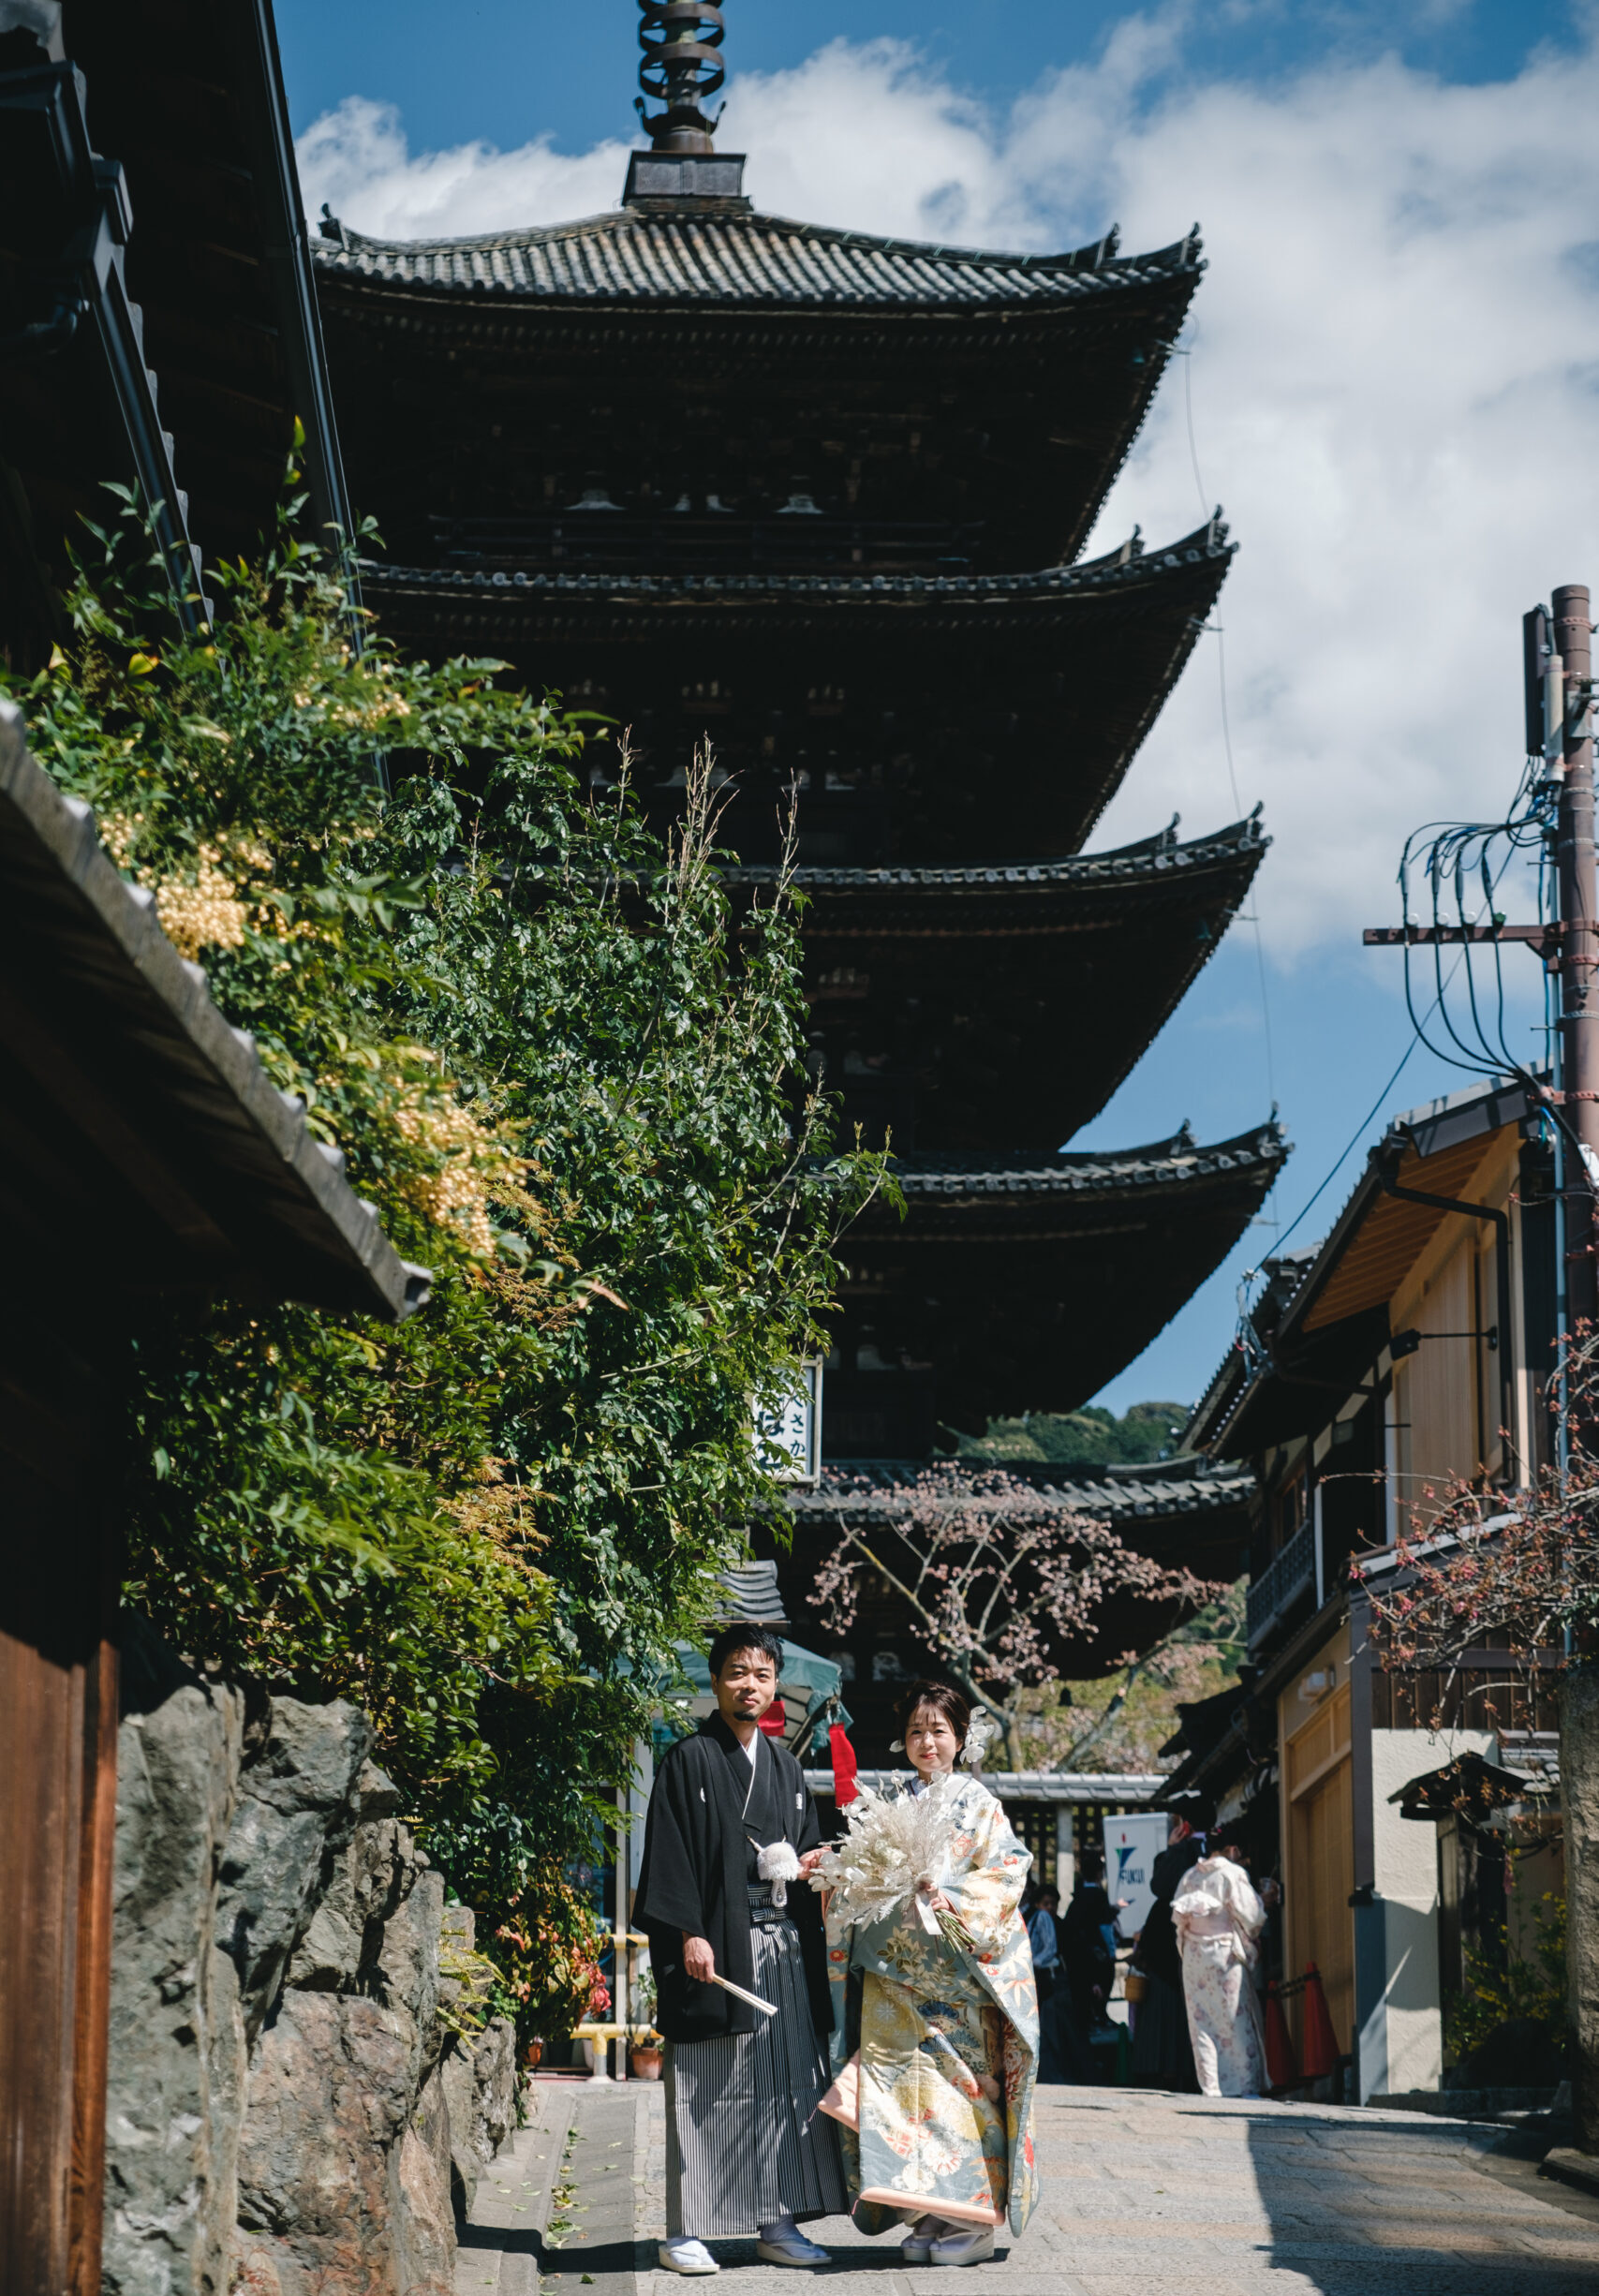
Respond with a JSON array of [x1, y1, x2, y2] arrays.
[[635, 1716, 833, 2044]]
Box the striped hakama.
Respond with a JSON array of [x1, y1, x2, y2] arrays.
[[664, 1889, 847, 2237]]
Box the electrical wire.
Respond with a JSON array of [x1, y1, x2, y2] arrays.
[[1182, 329, 1209, 521], [1179, 320, 1278, 1126], [1231, 767, 1561, 1374]]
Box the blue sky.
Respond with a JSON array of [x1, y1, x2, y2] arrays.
[[276, 3, 1580, 158], [276, 2, 1597, 1415]]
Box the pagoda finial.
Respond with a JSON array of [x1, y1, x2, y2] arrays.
[[635, 1, 726, 154]]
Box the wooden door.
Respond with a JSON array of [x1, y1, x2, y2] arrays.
[[0, 1317, 118, 2296], [1284, 1685, 1355, 2062]]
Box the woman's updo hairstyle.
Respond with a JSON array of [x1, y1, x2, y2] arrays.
[[897, 1679, 971, 1751]]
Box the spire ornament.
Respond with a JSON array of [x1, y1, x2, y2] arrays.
[[635, 1, 726, 153]]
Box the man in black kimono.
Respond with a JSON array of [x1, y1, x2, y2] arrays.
[[1129, 1804, 1209, 2092], [635, 1625, 845, 2274]]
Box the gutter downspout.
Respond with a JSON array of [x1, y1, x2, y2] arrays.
[[1378, 1153, 1515, 1479]]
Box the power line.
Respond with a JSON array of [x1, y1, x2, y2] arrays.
[[1236, 779, 1552, 1355], [1181, 322, 1278, 1136]]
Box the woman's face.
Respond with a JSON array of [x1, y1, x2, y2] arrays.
[[906, 1702, 961, 1778]]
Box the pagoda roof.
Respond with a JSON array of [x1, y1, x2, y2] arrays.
[[729, 811, 1265, 909], [792, 1451, 1254, 1531], [760, 817, 1266, 1150], [883, 1120, 1285, 1208], [361, 516, 1230, 630], [778, 1452, 1253, 1682], [364, 521, 1229, 856], [835, 1120, 1288, 1425], [313, 208, 1199, 319]]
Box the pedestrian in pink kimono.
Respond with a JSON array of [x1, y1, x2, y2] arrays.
[[1170, 1846, 1266, 2096]]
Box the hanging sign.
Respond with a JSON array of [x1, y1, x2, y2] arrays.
[[752, 1359, 822, 1486], [1103, 1813, 1167, 1939]]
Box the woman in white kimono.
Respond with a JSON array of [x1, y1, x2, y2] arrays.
[[821, 1682, 1040, 2267], [1170, 1845, 1267, 2096]]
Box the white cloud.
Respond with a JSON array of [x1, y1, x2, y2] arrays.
[[297, 96, 629, 239], [297, 17, 1599, 961]]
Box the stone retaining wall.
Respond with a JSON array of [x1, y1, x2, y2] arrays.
[[102, 1620, 515, 2296]]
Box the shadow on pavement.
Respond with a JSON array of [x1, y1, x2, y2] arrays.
[[459, 2222, 540, 2256], [1239, 2102, 1599, 2292]]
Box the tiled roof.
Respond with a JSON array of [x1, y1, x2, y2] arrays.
[[0, 704, 428, 1323], [883, 1121, 1288, 1200], [314, 209, 1201, 313], [803, 1768, 1165, 1803], [794, 1453, 1255, 1527], [712, 1562, 788, 1625], [361, 517, 1230, 615], [723, 813, 1265, 898]]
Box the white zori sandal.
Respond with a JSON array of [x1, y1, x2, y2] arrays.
[[927, 2221, 997, 2267], [756, 2220, 831, 2266], [901, 2213, 940, 2263], [659, 2237, 719, 2274]]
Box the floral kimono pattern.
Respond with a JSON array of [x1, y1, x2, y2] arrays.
[[1171, 1854, 1266, 2098], [824, 1777, 1039, 2236]]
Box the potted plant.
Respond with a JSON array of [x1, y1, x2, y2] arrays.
[[630, 1967, 663, 2079]]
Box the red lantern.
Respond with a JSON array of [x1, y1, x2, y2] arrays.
[[830, 1723, 859, 1808]]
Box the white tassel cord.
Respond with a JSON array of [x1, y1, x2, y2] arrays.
[[757, 1841, 802, 1906]]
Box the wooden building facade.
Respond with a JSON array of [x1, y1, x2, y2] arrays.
[[0, 7, 405, 2288], [1177, 1074, 1564, 2098]]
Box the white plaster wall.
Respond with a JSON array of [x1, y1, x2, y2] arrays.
[[1370, 1726, 1494, 2093]]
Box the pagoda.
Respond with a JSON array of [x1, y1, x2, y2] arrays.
[[310, 5, 1285, 1475]]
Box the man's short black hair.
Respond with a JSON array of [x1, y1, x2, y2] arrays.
[[707, 1623, 784, 1677]]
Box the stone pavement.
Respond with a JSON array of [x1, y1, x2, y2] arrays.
[[458, 2077, 1599, 2295]]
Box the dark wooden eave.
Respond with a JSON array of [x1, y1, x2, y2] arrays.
[[777, 1452, 1255, 1681], [63, 0, 353, 564], [365, 521, 1232, 863], [727, 813, 1267, 1150], [361, 516, 1229, 632], [834, 1120, 1288, 1430], [792, 1451, 1254, 1535], [0, 702, 424, 1318], [0, 1, 352, 669], [312, 212, 1203, 571]]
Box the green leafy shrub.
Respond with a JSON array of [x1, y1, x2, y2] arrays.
[[492, 1870, 611, 2038], [1444, 1889, 1566, 2063], [7, 476, 887, 1995]]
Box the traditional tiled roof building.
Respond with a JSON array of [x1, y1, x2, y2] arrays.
[[310, 14, 1284, 1488]]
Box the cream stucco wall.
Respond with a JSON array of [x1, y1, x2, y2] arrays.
[[1369, 1726, 1494, 2095]]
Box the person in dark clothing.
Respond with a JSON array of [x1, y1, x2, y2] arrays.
[[1060, 1850, 1119, 2067], [1128, 1809, 1210, 2092], [635, 1627, 845, 2274], [1025, 1884, 1094, 2083]]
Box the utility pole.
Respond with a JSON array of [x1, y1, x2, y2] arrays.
[[1360, 580, 1599, 1465], [1553, 583, 1599, 1335]]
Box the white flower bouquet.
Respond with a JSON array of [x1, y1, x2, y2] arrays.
[[809, 1776, 978, 1955]]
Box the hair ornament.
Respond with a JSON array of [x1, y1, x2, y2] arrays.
[[961, 1711, 999, 1770]]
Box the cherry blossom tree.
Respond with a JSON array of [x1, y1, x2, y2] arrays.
[[809, 1463, 1223, 1771], [1360, 1326, 1599, 1674], [1359, 1329, 1599, 2149]]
